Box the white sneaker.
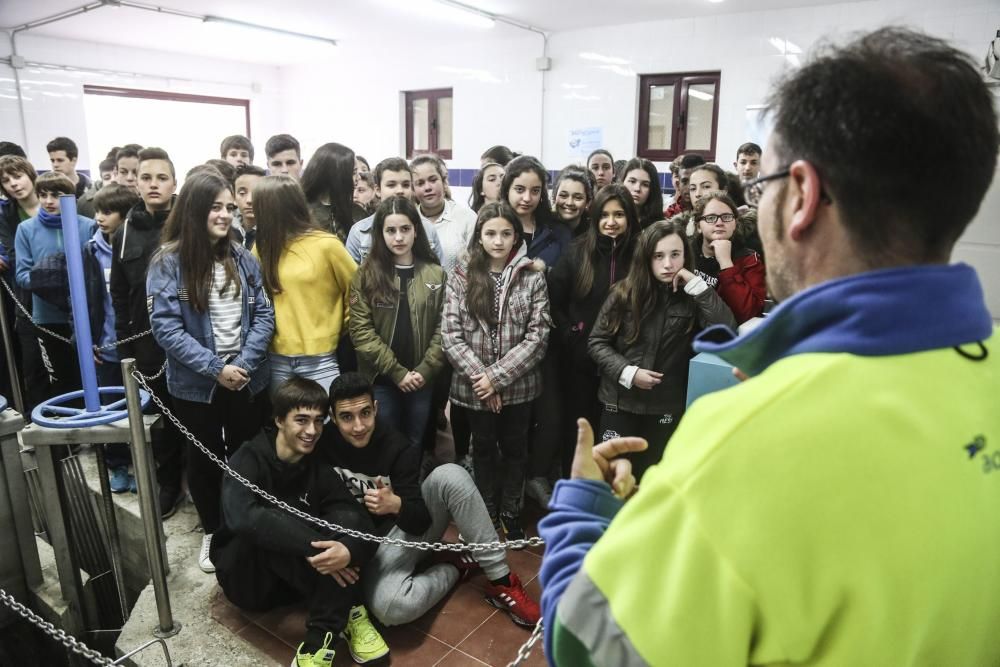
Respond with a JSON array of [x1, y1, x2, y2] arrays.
[[198, 533, 215, 573], [525, 477, 553, 509]]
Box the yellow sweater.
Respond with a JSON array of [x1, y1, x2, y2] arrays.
[[264, 231, 357, 356]]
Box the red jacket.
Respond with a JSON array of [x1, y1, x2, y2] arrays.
[[695, 250, 766, 324]]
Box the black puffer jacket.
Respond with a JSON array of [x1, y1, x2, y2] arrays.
[[549, 234, 635, 371], [588, 284, 735, 415], [109, 201, 172, 372]]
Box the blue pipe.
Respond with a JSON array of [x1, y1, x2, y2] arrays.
[[59, 194, 100, 413]]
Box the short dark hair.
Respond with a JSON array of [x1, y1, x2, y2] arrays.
[[235, 163, 267, 180], [116, 145, 141, 165], [138, 147, 175, 178], [0, 155, 36, 186], [46, 136, 78, 160], [355, 155, 370, 170], [205, 159, 236, 186], [736, 142, 762, 158], [328, 372, 375, 410], [99, 158, 116, 173], [93, 183, 142, 217], [220, 134, 254, 162], [265, 134, 300, 159], [690, 163, 728, 190], [767, 26, 999, 264], [373, 157, 410, 188], [480, 145, 516, 166], [272, 376, 329, 420], [0, 142, 26, 158], [34, 171, 75, 197], [679, 154, 706, 170]]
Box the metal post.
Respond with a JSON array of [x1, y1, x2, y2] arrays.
[[121, 358, 180, 638], [0, 281, 25, 415], [93, 447, 128, 623], [58, 195, 100, 413]]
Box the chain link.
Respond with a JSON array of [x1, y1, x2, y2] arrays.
[[0, 586, 115, 666], [0, 277, 151, 351], [132, 368, 546, 552], [506, 619, 544, 667]]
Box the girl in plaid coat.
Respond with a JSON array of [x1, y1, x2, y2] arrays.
[[441, 202, 551, 543]]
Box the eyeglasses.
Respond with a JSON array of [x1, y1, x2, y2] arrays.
[[698, 213, 736, 224], [743, 168, 790, 206]]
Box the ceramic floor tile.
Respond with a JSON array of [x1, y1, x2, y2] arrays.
[[434, 648, 493, 666], [454, 578, 544, 667], [209, 588, 252, 634], [413, 581, 497, 647], [253, 603, 308, 647], [378, 623, 452, 664]]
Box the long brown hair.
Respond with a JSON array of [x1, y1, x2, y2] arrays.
[[252, 175, 320, 296], [570, 183, 639, 300], [464, 202, 523, 326], [358, 197, 438, 306], [157, 170, 239, 313], [602, 219, 693, 344]]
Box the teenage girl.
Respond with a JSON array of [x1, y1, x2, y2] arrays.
[[588, 220, 735, 480], [692, 192, 767, 323], [253, 175, 357, 393], [500, 155, 570, 271], [551, 166, 594, 237], [469, 162, 504, 213], [146, 170, 274, 573], [349, 197, 446, 448], [441, 202, 550, 542], [301, 142, 359, 241], [621, 157, 665, 229], [411, 154, 476, 274], [587, 149, 615, 189]]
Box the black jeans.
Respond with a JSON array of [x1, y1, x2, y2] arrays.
[[467, 401, 532, 517], [560, 368, 602, 477], [528, 351, 563, 479], [599, 406, 681, 482], [173, 387, 263, 533]]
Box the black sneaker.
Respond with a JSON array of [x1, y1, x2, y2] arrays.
[[499, 512, 527, 549], [159, 486, 184, 520]]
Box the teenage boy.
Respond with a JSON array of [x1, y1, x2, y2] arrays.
[[88, 183, 142, 493], [110, 146, 184, 518], [320, 372, 541, 629], [344, 158, 442, 263], [212, 377, 389, 666], [46, 136, 90, 199], [265, 134, 304, 179], [99, 157, 116, 187], [15, 172, 96, 403], [232, 164, 265, 250], [114, 144, 143, 193], [0, 155, 45, 412], [733, 141, 762, 184], [664, 153, 706, 218], [220, 134, 254, 167]]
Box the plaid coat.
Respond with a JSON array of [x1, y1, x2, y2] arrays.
[[442, 251, 551, 409]]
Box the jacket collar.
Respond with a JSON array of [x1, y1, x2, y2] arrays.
[[693, 263, 993, 377]]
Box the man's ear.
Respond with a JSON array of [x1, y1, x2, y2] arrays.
[[786, 159, 824, 242], [371, 399, 378, 418]]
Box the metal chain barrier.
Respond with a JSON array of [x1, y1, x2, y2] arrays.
[[0, 586, 114, 666], [506, 619, 544, 667], [131, 368, 545, 552], [0, 277, 151, 352]]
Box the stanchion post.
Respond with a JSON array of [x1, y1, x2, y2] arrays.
[[121, 358, 180, 638], [58, 195, 99, 413]]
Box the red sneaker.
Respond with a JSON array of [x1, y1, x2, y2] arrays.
[[485, 573, 541, 628], [434, 549, 482, 581]]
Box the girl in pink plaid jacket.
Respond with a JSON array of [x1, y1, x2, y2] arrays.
[[441, 202, 551, 543]]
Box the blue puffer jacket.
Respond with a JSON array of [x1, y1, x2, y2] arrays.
[[527, 219, 572, 271], [146, 243, 274, 403]]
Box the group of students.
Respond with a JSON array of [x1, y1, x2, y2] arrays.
[[0, 131, 768, 665]]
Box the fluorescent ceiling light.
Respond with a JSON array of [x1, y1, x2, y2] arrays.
[[689, 89, 714, 101], [707, 0, 725, 3], [579, 52, 631, 65], [409, 0, 496, 29]]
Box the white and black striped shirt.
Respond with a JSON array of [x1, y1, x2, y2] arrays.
[[209, 262, 242, 355]]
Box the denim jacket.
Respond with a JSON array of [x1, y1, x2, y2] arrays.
[[146, 243, 274, 403]]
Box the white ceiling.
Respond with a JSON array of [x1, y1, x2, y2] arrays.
[[1, 0, 844, 65]]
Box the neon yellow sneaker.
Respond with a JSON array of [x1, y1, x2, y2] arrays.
[[292, 631, 335, 667], [340, 605, 390, 663]]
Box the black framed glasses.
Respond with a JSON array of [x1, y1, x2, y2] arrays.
[[744, 168, 790, 206], [698, 213, 736, 224]]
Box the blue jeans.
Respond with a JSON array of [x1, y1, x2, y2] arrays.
[[373, 382, 433, 449], [269, 351, 340, 395]]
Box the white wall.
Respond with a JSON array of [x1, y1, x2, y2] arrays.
[[0, 32, 282, 175]]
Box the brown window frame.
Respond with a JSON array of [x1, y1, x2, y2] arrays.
[[636, 72, 720, 162], [83, 85, 251, 138], [404, 88, 453, 160]]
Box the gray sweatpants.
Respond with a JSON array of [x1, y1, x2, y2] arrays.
[[364, 463, 510, 626]]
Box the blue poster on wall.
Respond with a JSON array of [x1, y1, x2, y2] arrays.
[[568, 127, 603, 157]]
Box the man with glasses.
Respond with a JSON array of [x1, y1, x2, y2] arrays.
[[539, 26, 1000, 666]]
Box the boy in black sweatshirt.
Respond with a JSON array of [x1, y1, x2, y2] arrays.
[[319, 372, 541, 630], [211, 377, 390, 666]]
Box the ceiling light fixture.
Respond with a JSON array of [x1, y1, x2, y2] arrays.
[[422, 0, 496, 29], [579, 52, 631, 65]]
